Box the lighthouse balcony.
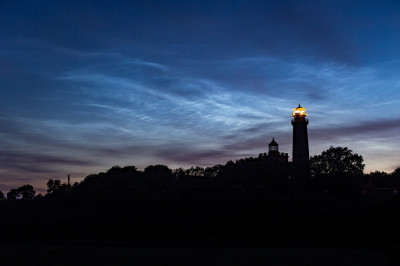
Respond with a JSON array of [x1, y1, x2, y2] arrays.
[[291, 118, 308, 123]]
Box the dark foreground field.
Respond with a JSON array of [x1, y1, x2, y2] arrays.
[[1, 242, 398, 265], [1, 192, 400, 265]]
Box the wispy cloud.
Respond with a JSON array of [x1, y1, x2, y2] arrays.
[[1, 0, 400, 192]]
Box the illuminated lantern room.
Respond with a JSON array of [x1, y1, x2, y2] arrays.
[[292, 104, 308, 122], [292, 104, 307, 117]]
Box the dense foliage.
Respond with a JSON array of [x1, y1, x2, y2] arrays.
[[309, 146, 365, 194], [310, 146, 365, 177], [6, 184, 36, 200]]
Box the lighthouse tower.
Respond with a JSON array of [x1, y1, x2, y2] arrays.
[[291, 105, 310, 181]]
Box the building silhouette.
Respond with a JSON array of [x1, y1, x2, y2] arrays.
[[261, 105, 310, 183], [291, 104, 310, 181]]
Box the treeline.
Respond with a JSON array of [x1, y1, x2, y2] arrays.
[[40, 156, 289, 203], [1, 146, 400, 245], [1, 146, 399, 200], [0, 158, 283, 243], [0, 155, 289, 201]]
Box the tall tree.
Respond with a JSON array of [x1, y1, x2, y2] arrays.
[[310, 146, 364, 194], [310, 146, 364, 177]]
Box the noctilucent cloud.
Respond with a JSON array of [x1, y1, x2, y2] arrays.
[[1, 0, 400, 193]]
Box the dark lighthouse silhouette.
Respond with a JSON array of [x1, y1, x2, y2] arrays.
[[264, 105, 310, 182], [291, 104, 310, 181]]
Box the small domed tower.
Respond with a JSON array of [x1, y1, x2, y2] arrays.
[[268, 138, 279, 156], [265, 138, 288, 164], [291, 104, 310, 181]]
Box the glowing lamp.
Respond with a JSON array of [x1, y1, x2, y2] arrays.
[[292, 105, 308, 117]]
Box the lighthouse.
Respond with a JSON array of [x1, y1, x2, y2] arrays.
[[291, 104, 310, 181]]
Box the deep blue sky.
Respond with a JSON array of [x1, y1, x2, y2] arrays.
[[1, 0, 400, 193]]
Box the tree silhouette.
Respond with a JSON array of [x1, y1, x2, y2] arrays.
[[310, 146, 364, 177], [365, 171, 389, 188], [310, 146, 364, 193], [17, 184, 36, 199], [392, 166, 400, 177], [0, 190, 4, 199], [47, 179, 62, 194], [185, 166, 205, 177], [143, 165, 174, 190], [204, 164, 223, 177], [7, 189, 20, 200], [144, 165, 173, 179], [385, 167, 400, 190], [45, 179, 72, 197]]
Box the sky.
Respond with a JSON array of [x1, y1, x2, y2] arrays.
[[1, 0, 400, 193]]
